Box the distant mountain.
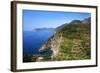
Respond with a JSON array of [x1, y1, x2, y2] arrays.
[[82, 17, 91, 24], [34, 28, 55, 31]]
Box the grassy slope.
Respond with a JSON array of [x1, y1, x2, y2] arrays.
[[53, 23, 91, 60]]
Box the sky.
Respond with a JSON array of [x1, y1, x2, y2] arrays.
[[23, 10, 91, 31]]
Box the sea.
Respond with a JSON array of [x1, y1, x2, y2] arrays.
[[23, 29, 55, 56]]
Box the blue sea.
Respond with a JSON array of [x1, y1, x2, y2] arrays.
[[23, 29, 55, 56]]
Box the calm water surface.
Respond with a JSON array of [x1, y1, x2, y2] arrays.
[[23, 29, 55, 56]]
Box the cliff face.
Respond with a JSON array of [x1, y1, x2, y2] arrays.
[[39, 17, 91, 61], [39, 33, 62, 60]]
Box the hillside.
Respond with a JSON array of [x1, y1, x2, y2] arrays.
[[38, 17, 91, 61]]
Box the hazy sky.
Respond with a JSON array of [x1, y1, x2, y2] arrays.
[[23, 10, 91, 31]]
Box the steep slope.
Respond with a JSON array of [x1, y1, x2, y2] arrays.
[[39, 17, 91, 61]]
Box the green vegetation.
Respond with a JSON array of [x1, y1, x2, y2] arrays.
[[54, 22, 91, 60], [38, 21, 91, 61], [23, 17, 91, 62]]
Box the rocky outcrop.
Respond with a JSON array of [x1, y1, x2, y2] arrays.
[[39, 33, 62, 60]]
